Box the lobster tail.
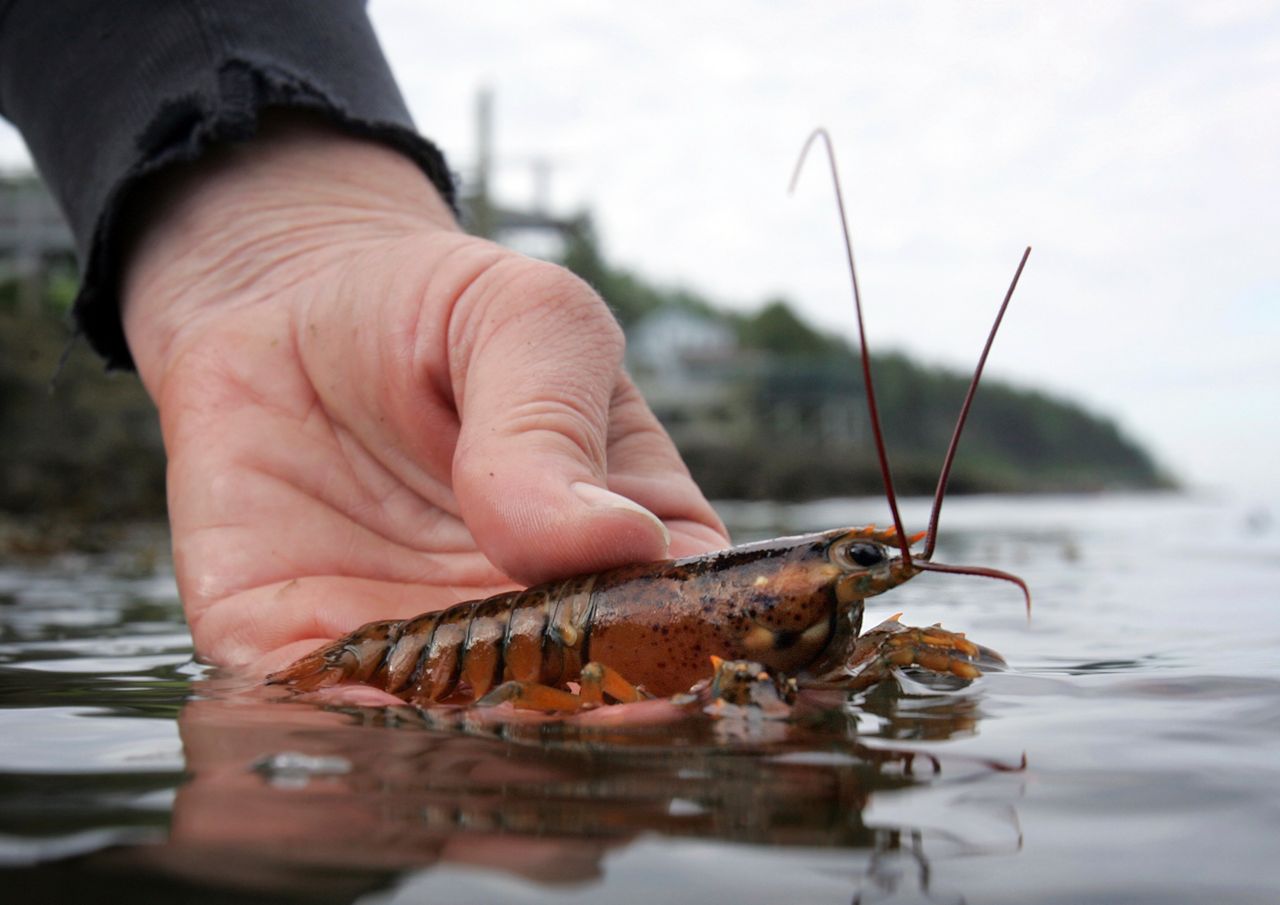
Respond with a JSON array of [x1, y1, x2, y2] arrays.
[[265, 619, 403, 691], [264, 646, 351, 691]]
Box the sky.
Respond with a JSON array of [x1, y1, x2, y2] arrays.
[[2, 1, 1277, 499]]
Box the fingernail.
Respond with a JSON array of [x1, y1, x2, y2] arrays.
[[570, 482, 671, 550]]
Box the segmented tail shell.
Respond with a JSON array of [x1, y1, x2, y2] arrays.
[[267, 577, 600, 704]]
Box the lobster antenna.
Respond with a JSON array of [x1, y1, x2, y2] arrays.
[[915, 559, 1032, 614], [921, 247, 1032, 561], [790, 128, 912, 567]]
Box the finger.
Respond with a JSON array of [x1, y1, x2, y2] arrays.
[[448, 256, 672, 584], [600, 377, 730, 557]]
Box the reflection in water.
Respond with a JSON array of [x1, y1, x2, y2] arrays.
[[98, 674, 1024, 901]]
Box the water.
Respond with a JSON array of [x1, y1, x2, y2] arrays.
[[2, 494, 1278, 904]]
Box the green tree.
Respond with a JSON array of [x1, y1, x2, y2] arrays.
[[736, 298, 844, 359]]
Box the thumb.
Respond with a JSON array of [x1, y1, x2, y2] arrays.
[[449, 258, 670, 585]]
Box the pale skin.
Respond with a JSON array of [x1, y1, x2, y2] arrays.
[[121, 112, 729, 703]]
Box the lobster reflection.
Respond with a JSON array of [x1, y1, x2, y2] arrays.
[[120, 671, 1021, 901]]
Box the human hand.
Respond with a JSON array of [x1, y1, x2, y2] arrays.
[[121, 113, 728, 680]]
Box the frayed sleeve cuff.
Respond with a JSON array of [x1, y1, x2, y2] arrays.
[[0, 0, 454, 369]]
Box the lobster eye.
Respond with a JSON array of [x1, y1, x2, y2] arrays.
[[834, 541, 886, 569], [848, 543, 885, 567]]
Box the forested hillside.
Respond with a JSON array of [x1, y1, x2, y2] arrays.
[[0, 227, 1169, 530], [561, 224, 1169, 499]]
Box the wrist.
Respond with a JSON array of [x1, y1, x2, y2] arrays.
[[121, 111, 459, 391]]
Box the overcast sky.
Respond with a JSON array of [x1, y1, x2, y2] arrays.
[[2, 1, 1276, 500]]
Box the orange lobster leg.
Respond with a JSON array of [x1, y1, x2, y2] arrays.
[[477, 661, 647, 712], [477, 681, 585, 712], [836, 617, 999, 690], [578, 662, 645, 705]]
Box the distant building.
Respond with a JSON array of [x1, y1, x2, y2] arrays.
[[458, 195, 585, 262], [627, 306, 737, 374], [626, 307, 752, 446]]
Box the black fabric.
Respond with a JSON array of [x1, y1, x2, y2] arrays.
[[0, 0, 455, 369]]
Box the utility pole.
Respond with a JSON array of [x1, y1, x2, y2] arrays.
[[529, 156, 551, 214], [463, 88, 579, 251], [471, 87, 496, 239]]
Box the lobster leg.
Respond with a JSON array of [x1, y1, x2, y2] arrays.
[[838, 616, 1002, 690], [476, 662, 648, 712], [476, 680, 585, 712], [578, 662, 646, 705]]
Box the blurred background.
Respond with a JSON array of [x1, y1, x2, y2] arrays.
[[2, 1, 1276, 541]]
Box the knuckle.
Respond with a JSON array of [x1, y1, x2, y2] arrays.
[[482, 255, 625, 358], [465, 392, 610, 468]]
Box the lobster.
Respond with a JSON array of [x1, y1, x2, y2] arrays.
[[267, 129, 1032, 712]]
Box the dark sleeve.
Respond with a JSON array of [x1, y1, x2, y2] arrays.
[[0, 0, 455, 369]]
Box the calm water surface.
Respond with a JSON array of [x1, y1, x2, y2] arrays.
[[2, 494, 1278, 904]]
